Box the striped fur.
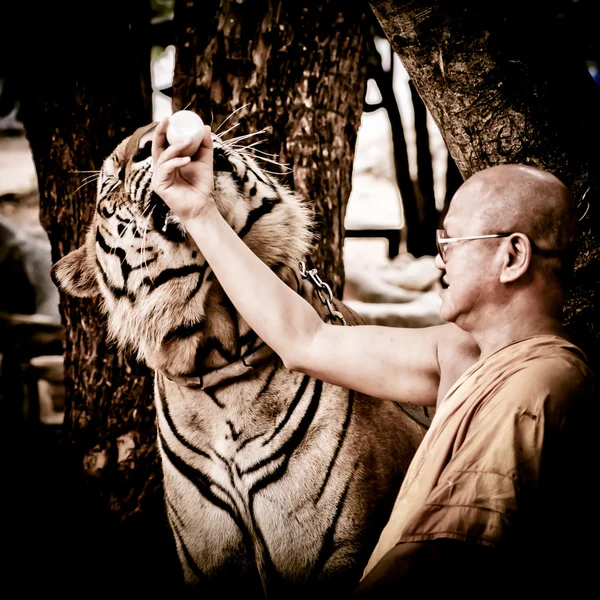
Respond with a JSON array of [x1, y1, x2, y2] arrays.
[[52, 121, 425, 598]]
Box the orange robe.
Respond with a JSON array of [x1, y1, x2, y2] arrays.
[[363, 335, 594, 577]]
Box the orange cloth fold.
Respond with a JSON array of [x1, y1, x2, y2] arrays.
[[363, 335, 593, 578]]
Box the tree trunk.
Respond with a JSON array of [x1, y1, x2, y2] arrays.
[[172, 0, 371, 296], [409, 79, 438, 256], [8, 2, 180, 594], [369, 0, 600, 370]]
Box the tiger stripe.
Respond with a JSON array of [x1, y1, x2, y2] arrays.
[[157, 370, 359, 586]]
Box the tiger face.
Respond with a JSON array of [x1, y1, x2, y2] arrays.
[[52, 122, 312, 372]]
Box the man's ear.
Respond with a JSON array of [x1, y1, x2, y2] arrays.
[[499, 233, 532, 283], [51, 246, 100, 298]]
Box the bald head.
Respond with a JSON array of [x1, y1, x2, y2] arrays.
[[456, 164, 576, 249], [450, 164, 577, 281]]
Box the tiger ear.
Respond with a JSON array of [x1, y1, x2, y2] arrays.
[[51, 246, 100, 298]]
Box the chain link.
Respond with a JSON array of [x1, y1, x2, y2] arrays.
[[299, 261, 347, 325]]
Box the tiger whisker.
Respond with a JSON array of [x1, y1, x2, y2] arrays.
[[79, 173, 100, 181], [70, 177, 101, 198], [238, 140, 270, 152], [258, 167, 292, 175], [223, 140, 270, 154], [237, 141, 289, 163], [112, 192, 131, 213], [259, 166, 291, 175], [223, 130, 268, 146], [251, 156, 290, 168], [215, 121, 242, 140], [233, 149, 291, 172], [214, 103, 251, 134], [77, 175, 101, 188], [251, 156, 290, 170]]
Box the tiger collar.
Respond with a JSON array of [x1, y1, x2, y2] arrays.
[[161, 343, 276, 390], [160, 265, 334, 390]]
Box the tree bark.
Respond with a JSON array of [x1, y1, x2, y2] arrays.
[[7, 1, 180, 593], [172, 0, 371, 296], [369, 0, 600, 370]]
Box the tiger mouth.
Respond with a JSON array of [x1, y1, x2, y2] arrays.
[[149, 192, 187, 243]]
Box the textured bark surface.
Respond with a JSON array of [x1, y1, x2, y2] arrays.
[[19, 0, 158, 518], [370, 0, 600, 370], [7, 1, 181, 594], [173, 0, 371, 296]]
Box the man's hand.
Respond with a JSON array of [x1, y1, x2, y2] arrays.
[[151, 117, 215, 224]]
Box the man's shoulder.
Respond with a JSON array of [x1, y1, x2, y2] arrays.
[[510, 337, 592, 391], [435, 324, 480, 369], [433, 324, 480, 402], [484, 338, 595, 417], [433, 323, 478, 352]]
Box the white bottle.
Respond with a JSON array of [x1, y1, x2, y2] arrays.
[[166, 110, 205, 156]]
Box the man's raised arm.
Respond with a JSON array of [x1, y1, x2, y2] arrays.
[[187, 204, 447, 405], [151, 119, 475, 406]]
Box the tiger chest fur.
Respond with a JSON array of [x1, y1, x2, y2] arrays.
[[52, 121, 425, 598]]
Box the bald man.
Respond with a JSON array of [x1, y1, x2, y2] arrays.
[[151, 121, 595, 597]]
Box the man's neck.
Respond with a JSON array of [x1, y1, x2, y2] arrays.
[[473, 324, 569, 358], [465, 293, 569, 360]]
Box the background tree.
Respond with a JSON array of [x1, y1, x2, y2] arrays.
[[363, 33, 421, 257], [368, 0, 600, 372], [361, 24, 460, 259], [172, 0, 371, 295], [5, 1, 181, 595]]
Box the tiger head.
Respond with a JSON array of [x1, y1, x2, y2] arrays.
[[52, 121, 312, 375]]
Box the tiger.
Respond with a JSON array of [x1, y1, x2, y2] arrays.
[[51, 119, 426, 598]]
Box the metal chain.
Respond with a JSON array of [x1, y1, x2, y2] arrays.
[[299, 261, 347, 325]]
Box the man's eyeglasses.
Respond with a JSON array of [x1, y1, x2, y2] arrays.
[[435, 229, 512, 262]]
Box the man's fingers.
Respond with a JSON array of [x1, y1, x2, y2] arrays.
[[196, 125, 214, 166], [154, 138, 196, 170], [155, 156, 192, 184], [152, 120, 213, 199], [152, 117, 169, 165]]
